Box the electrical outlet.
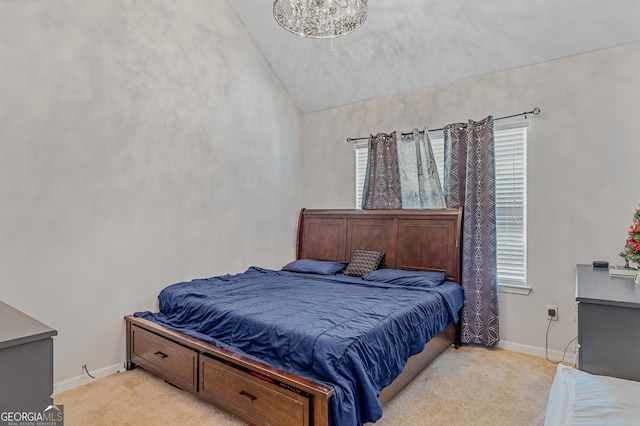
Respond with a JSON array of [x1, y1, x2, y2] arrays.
[[546, 304, 558, 321]]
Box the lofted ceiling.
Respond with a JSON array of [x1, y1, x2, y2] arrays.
[[227, 1, 640, 114]]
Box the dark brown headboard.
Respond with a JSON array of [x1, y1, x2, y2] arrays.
[[296, 208, 463, 283]]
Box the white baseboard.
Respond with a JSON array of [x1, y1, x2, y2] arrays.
[[497, 340, 577, 366], [54, 361, 127, 395]]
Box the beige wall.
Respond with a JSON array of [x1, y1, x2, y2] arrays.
[[2, 0, 639, 391], [0, 0, 301, 388], [301, 42, 640, 357]]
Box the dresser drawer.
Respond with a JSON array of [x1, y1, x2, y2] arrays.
[[130, 325, 197, 392], [200, 356, 309, 426]]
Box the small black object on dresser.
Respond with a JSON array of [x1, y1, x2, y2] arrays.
[[592, 260, 609, 268]]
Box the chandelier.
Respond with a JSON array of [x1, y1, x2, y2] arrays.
[[273, 0, 368, 39]]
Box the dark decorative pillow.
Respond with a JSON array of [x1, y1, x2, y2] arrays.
[[344, 249, 385, 277], [281, 259, 347, 275]]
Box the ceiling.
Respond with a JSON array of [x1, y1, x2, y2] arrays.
[[227, 1, 640, 114]]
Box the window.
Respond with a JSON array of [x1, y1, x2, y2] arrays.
[[354, 142, 369, 208], [354, 123, 528, 291]]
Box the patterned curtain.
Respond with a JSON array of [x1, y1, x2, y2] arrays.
[[362, 132, 402, 209], [397, 129, 446, 209], [443, 116, 499, 347], [362, 130, 445, 209]]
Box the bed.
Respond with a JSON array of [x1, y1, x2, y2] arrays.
[[544, 364, 640, 425], [125, 208, 463, 426]]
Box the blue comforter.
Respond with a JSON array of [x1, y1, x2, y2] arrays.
[[136, 267, 463, 426]]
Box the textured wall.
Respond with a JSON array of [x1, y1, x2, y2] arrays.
[[0, 0, 301, 386], [301, 42, 640, 357]]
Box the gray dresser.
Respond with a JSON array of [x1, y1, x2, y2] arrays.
[[0, 300, 57, 410], [576, 264, 640, 381]]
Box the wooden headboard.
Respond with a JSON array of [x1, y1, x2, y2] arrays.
[[296, 208, 463, 283]]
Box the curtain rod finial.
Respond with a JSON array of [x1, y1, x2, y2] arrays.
[[524, 107, 541, 119]]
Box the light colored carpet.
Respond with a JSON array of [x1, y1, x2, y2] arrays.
[[54, 346, 559, 425]]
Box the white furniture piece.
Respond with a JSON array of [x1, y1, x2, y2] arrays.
[[545, 364, 640, 426]]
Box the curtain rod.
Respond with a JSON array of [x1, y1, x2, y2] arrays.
[[345, 107, 541, 144]]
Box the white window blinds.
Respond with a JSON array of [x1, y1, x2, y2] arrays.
[[354, 142, 368, 208], [354, 122, 528, 288], [493, 124, 528, 287]]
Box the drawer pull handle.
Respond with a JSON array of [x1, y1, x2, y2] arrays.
[[238, 391, 256, 403], [154, 351, 168, 359]]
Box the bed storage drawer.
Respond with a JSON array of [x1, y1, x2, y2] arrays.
[[200, 355, 309, 426], [130, 325, 197, 393]]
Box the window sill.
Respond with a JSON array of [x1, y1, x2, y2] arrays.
[[499, 283, 532, 296]]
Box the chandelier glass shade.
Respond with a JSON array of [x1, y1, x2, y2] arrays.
[[273, 0, 368, 39]]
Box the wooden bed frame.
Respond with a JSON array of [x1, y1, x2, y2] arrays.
[[125, 207, 463, 426]]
